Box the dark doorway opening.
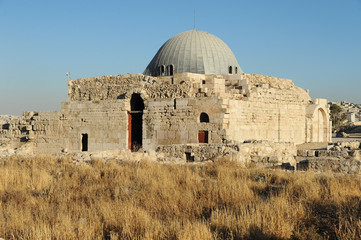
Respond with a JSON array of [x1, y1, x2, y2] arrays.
[[129, 94, 144, 151], [198, 131, 208, 143], [131, 93, 144, 111], [185, 152, 194, 162], [82, 133, 88, 151]]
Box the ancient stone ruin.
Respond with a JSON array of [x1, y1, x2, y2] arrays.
[[0, 30, 332, 166]]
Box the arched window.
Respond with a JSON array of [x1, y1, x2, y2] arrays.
[[169, 65, 174, 76], [235, 67, 238, 74], [200, 112, 209, 123], [160, 65, 165, 76], [229, 66, 233, 74]]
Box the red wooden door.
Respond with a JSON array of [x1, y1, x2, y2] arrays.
[[198, 131, 208, 143]]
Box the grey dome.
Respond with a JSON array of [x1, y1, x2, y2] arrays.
[[143, 30, 242, 76]]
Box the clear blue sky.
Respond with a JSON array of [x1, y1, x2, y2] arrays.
[[1, 0, 361, 115]]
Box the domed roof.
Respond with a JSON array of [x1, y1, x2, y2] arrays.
[[143, 30, 242, 76]]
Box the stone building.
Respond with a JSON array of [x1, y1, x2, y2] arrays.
[[0, 30, 331, 155]]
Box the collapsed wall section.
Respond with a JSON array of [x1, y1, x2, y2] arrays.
[[67, 74, 195, 101], [0, 113, 33, 149], [224, 74, 311, 144]]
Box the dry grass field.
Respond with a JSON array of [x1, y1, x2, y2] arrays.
[[0, 156, 360, 240]]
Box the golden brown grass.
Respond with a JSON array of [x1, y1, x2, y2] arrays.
[[0, 156, 360, 239]]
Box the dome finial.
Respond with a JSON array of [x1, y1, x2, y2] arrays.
[[194, 9, 196, 29]]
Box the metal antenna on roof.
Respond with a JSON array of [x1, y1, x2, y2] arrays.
[[66, 72, 71, 81]]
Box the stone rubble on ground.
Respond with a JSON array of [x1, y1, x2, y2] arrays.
[[336, 131, 350, 138], [297, 140, 361, 174]]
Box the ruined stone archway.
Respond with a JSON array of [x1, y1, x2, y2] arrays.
[[306, 102, 331, 143], [316, 108, 328, 142]]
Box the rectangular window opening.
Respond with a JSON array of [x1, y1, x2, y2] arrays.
[[82, 133, 88, 152]]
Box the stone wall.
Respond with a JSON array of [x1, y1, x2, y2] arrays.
[[225, 100, 307, 144], [42, 100, 128, 153], [242, 73, 294, 89], [297, 140, 361, 174], [157, 141, 297, 167], [220, 73, 320, 144], [297, 149, 361, 159], [67, 74, 198, 101], [0, 101, 129, 154], [0, 72, 332, 155], [297, 158, 361, 174], [68, 73, 311, 103], [332, 141, 361, 150], [0, 114, 28, 148], [143, 97, 226, 149]]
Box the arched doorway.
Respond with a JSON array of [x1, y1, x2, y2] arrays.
[[199, 112, 210, 143], [128, 93, 144, 151]]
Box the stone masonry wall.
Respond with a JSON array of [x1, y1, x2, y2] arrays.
[[50, 100, 128, 153], [241, 74, 311, 103], [68, 74, 197, 101], [0, 112, 33, 148], [68, 73, 310, 104], [219, 74, 313, 144], [226, 101, 307, 144], [1, 100, 129, 154], [0, 72, 330, 154], [143, 97, 226, 149], [157, 141, 297, 167]]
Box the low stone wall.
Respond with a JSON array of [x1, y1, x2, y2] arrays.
[[331, 141, 361, 150], [296, 140, 361, 174], [297, 158, 361, 174], [297, 149, 361, 160], [297, 140, 361, 160], [157, 141, 297, 167], [242, 73, 294, 89]]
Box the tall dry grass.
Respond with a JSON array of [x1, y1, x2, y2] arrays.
[[0, 156, 360, 239]]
